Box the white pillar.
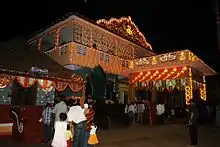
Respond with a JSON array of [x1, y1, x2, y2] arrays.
[[119, 91, 124, 104]]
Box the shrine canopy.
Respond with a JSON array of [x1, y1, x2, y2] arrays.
[[129, 50, 216, 83], [0, 37, 83, 83]]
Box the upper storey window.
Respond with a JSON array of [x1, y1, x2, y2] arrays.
[[73, 23, 83, 44], [59, 25, 73, 45], [92, 30, 116, 55], [41, 33, 56, 52], [73, 22, 90, 47]]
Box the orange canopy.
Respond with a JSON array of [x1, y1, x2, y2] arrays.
[[130, 66, 188, 83]]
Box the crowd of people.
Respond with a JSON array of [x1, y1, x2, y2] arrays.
[[40, 95, 98, 147], [125, 101, 168, 125], [39, 94, 208, 147]]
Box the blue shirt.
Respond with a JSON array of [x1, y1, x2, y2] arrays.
[[42, 107, 52, 125]]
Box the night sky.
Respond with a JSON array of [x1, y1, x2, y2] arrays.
[[1, 0, 219, 71]]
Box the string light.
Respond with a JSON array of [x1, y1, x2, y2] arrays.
[[0, 72, 84, 93], [185, 67, 193, 105], [200, 75, 207, 101], [97, 16, 152, 50], [25, 13, 215, 105], [179, 51, 185, 60], [131, 66, 187, 82]]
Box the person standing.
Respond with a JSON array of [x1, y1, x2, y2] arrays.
[[150, 103, 157, 125], [156, 104, 165, 124], [52, 95, 68, 122], [67, 99, 87, 147], [187, 99, 199, 146], [137, 101, 145, 124], [88, 124, 99, 146], [52, 113, 68, 147], [41, 103, 53, 143], [66, 124, 73, 147], [84, 103, 95, 147], [127, 103, 136, 125]]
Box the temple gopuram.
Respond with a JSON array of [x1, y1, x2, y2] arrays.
[[28, 14, 216, 108]]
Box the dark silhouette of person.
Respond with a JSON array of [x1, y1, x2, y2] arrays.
[[188, 99, 199, 146]]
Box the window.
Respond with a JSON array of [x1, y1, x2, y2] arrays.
[[99, 52, 110, 62], [92, 30, 98, 47], [60, 45, 68, 55], [42, 33, 56, 52], [73, 23, 82, 43], [122, 60, 129, 67], [76, 45, 87, 56], [59, 26, 73, 45], [82, 27, 90, 46]]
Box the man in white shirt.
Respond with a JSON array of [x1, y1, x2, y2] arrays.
[[137, 102, 145, 124], [67, 99, 87, 147], [127, 103, 136, 125], [52, 95, 68, 122], [156, 104, 165, 124]]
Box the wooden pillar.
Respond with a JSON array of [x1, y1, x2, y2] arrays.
[[151, 87, 157, 103], [128, 83, 135, 103]]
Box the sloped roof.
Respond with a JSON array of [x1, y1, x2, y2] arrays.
[[0, 37, 80, 82]]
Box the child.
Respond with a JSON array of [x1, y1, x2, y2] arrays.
[[88, 124, 99, 146], [66, 124, 72, 147], [51, 113, 68, 147]]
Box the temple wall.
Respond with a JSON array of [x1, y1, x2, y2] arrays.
[[43, 42, 130, 75]]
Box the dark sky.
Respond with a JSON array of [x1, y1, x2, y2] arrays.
[[0, 0, 219, 71]]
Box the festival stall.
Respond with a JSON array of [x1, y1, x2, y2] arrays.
[[0, 38, 84, 143]]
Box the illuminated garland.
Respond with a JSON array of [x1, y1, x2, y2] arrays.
[[185, 68, 193, 105], [200, 76, 207, 101], [0, 74, 84, 93], [97, 16, 152, 50], [0, 75, 13, 88], [130, 66, 188, 83]]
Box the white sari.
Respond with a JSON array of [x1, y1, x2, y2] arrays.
[[52, 121, 67, 147]]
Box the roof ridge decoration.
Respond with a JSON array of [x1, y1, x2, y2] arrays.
[[96, 16, 152, 50]]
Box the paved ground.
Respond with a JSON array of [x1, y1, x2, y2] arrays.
[[97, 124, 220, 147], [2, 124, 220, 147]]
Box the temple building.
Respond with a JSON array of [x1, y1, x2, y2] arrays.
[[27, 14, 216, 106]]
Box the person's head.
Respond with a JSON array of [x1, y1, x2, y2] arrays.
[[59, 113, 67, 122], [88, 103, 93, 109], [60, 95, 66, 102], [46, 103, 51, 108], [67, 99, 75, 107], [84, 103, 88, 109], [67, 124, 70, 130], [191, 99, 197, 105], [76, 99, 80, 106], [190, 99, 197, 109]]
